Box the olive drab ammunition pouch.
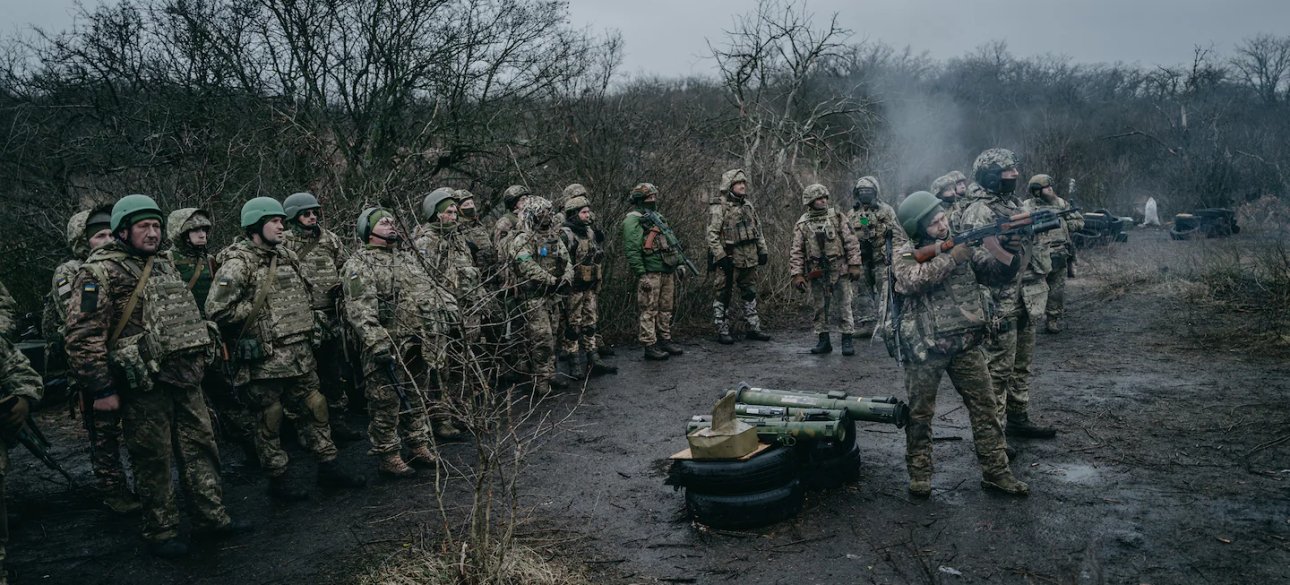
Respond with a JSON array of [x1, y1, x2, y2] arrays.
[[563, 226, 604, 288], [897, 259, 993, 362], [720, 201, 762, 246], [804, 209, 843, 280], [261, 259, 315, 347], [300, 241, 342, 310]]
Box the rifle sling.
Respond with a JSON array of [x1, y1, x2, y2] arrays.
[[237, 255, 279, 341], [108, 256, 154, 348], [186, 258, 206, 290]]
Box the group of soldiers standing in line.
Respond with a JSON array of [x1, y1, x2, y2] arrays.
[[0, 151, 1081, 574]]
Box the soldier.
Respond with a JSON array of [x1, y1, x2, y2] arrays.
[[789, 184, 863, 355], [344, 207, 456, 477], [492, 185, 531, 256], [558, 185, 617, 376], [280, 192, 361, 442], [622, 183, 685, 361], [891, 191, 1029, 497], [1025, 175, 1083, 334], [42, 206, 139, 513], [707, 169, 771, 344], [505, 197, 573, 393], [454, 189, 495, 273], [585, 208, 616, 359], [65, 194, 249, 558], [0, 280, 14, 341], [954, 149, 1057, 442], [847, 176, 900, 339], [206, 198, 366, 500], [930, 175, 957, 209], [1, 334, 45, 582]]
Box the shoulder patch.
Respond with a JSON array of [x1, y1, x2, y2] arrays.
[[57, 277, 73, 297], [79, 282, 99, 312]]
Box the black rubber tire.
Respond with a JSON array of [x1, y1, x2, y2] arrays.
[[666, 446, 798, 494], [800, 441, 862, 490], [685, 478, 805, 529]]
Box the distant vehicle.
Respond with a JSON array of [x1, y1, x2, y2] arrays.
[[13, 314, 69, 408], [1072, 208, 1130, 248], [1169, 208, 1240, 240]]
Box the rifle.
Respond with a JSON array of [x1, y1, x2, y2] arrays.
[[809, 230, 831, 282], [641, 210, 700, 276], [0, 398, 75, 485], [885, 229, 904, 365], [383, 361, 412, 413], [910, 207, 1082, 264]]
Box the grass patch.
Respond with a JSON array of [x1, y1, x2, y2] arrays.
[[360, 540, 593, 585]]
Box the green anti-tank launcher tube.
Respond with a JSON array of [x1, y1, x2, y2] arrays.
[[734, 404, 848, 421], [687, 416, 849, 444], [731, 383, 909, 428]]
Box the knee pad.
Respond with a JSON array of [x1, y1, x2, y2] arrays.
[[583, 324, 597, 335], [303, 390, 329, 424], [262, 402, 284, 435]]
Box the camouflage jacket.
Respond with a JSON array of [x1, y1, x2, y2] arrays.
[[282, 225, 346, 312], [492, 212, 520, 262], [462, 220, 495, 272], [559, 220, 604, 290], [789, 208, 862, 279], [954, 183, 1031, 319], [1, 335, 43, 403], [0, 279, 16, 341], [44, 259, 83, 345], [66, 242, 211, 393], [506, 227, 573, 299], [847, 202, 900, 267], [342, 244, 460, 362], [1025, 195, 1084, 259], [706, 195, 767, 268], [414, 222, 480, 300], [206, 240, 316, 382]]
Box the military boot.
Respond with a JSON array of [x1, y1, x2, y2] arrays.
[[746, 330, 772, 342], [1045, 318, 1062, 334], [329, 416, 363, 443], [810, 333, 832, 354], [908, 477, 932, 498], [981, 472, 1030, 496], [101, 487, 142, 515], [548, 373, 570, 390], [147, 537, 189, 559], [193, 517, 255, 541], [588, 352, 618, 375], [658, 339, 685, 356], [1006, 412, 1057, 439], [433, 417, 465, 441], [597, 345, 616, 357], [643, 344, 670, 360], [556, 353, 582, 382], [378, 453, 417, 479], [267, 475, 310, 501], [406, 444, 440, 469], [840, 334, 855, 356], [717, 333, 735, 345], [317, 459, 367, 489]]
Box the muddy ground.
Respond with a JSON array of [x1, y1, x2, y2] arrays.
[[7, 228, 1290, 584]]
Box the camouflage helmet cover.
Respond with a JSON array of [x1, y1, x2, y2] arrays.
[[562, 183, 589, 200], [897, 191, 942, 238], [929, 174, 956, 197], [166, 208, 211, 243], [947, 170, 968, 184], [563, 195, 591, 214], [520, 196, 555, 231], [972, 148, 1019, 192], [802, 183, 830, 206], [853, 176, 881, 196], [420, 187, 458, 221], [453, 189, 475, 203], [629, 182, 659, 203], [1028, 174, 1054, 192], [66, 210, 91, 252], [720, 169, 748, 193], [503, 184, 532, 210]]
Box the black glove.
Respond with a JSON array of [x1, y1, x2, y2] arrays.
[[564, 326, 579, 341], [716, 256, 734, 272], [757, 252, 769, 266], [593, 228, 605, 244]]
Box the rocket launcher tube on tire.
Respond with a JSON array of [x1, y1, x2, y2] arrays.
[[733, 384, 909, 428], [688, 416, 848, 444], [734, 404, 848, 421]]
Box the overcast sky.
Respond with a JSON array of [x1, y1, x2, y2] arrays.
[[4, 0, 1286, 77]]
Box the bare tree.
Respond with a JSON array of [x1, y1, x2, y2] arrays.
[[1231, 33, 1290, 105]]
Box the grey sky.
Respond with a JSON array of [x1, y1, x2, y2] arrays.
[[4, 0, 1286, 77]]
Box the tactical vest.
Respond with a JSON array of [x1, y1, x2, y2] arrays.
[[85, 251, 210, 368], [533, 232, 566, 279], [416, 225, 480, 295], [801, 210, 844, 261], [629, 211, 682, 271], [291, 232, 343, 310], [257, 257, 315, 346], [896, 254, 992, 361], [720, 200, 761, 246], [561, 224, 603, 287]]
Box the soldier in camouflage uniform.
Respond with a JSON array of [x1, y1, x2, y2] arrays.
[[207, 198, 366, 500], [944, 170, 971, 232], [455, 189, 495, 275], [558, 186, 617, 376], [280, 192, 361, 442], [789, 184, 863, 356], [953, 149, 1056, 441], [505, 197, 573, 393], [622, 183, 685, 361], [930, 175, 956, 210], [707, 169, 771, 344], [1025, 175, 1084, 334], [42, 207, 139, 513], [492, 185, 531, 259], [65, 194, 248, 558], [847, 176, 900, 338], [344, 207, 458, 477], [891, 191, 1029, 497], [0, 281, 15, 342], [1, 334, 45, 582]]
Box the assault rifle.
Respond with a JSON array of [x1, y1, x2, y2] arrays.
[[0, 397, 75, 485], [641, 210, 700, 276], [808, 230, 831, 281], [911, 207, 1082, 263]]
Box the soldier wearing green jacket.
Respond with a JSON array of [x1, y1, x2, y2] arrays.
[[622, 183, 685, 361]]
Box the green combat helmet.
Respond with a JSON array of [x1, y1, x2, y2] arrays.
[[897, 191, 942, 238], [420, 188, 458, 222], [628, 182, 659, 204], [972, 148, 1019, 194], [356, 207, 395, 241], [503, 185, 531, 211], [1028, 174, 1054, 194], [111, 194, 164, 231], [283, 192, 322, 221], [801, 183, 829, 206], [241, 197, 287, 229]]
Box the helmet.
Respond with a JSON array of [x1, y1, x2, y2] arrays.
[[520, 196, 555, 231], [70, 205, 112, 258], [801, 183, 829, 206], [356, 207, 394, 241], [947, 170, 968, 184], [897, 191, 942, 238], [1028, 174, 1054, 193], [853, 176, 881, 206], [972, 148, 1019, 193], [929, 175, 956, 198], [166, 208, 211, 243], [283, 192, 322, 220], [503, 184, 531, 210], [110, 194, 164, 232], [629, 182, 659, 203], [453, 189, 475, 204], [720, 169, 748, 194], [420, 188, 458, 221], [563, 195, 591, 215], [240, 197, 286, 229], [562, 183, 589, 200]]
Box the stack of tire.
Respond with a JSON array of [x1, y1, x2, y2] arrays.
[[666, 423, 860, 530]]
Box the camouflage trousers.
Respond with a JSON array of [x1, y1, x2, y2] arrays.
[[810, 275, 854, 335], [561, 289, 600, 356], [315, 334, 351, 414], [1045, 255, 1069, 321], [1005, 282, 1049, 420], [636, 272, 676, 346], [984, 315, 1019, 430], [203, 369, 256, 450], [903, 346, 1010, 482], [363, 339, 431, 455], [711, 267, 761, 335], [79, 401, 128, 492], [851, 264, 887, 331], [519, 297, 560, 382], [242, 372, 338, 477], [121, 381, 230, 542]]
